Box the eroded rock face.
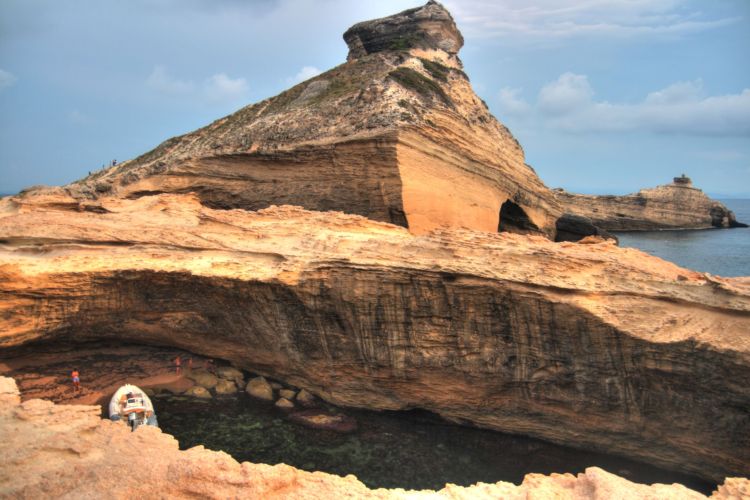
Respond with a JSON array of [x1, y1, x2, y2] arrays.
[[554, 180, 747, 231], [0, 194, 748, 482], [343, 1, 464, 60], [1, 376, 746, 498]]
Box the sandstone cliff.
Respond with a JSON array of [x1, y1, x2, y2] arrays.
[[2, 376, 747, 499], [51, 1, 562, 238], [554, 177, 746, 232], [0, 192, 748, 483]]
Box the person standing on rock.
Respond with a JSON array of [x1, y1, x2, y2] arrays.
[[71, 370, 80, 391], [174, 355, 182, 375]]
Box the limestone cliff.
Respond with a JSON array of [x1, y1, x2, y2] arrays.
[[5, 377, 747, 499], [55, 1, 561, 238], [554, 176, 747, 231], [0, 193, 748, 483]]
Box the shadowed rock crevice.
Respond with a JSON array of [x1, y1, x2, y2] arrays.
[[498, 200, 541, 235]]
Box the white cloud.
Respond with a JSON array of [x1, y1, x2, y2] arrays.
[[497, 87, 530, 116], [68, 109, 93, 124], [444, 0, 737, 41], [528, 73, 750, 136], [205, 73, 248, 102], [146, 65, 248, 103], [146, 65, 195, 94], [0, 69, 17, 90], [286, 66, 322, 85], [538, 73, 593, 115]]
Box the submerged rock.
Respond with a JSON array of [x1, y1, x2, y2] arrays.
[[184, 386, 211, 399], [245, 377, 274, 401], [289, 409, 357, 433]]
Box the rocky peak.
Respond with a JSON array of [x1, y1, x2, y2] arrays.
[[343, 1, 464, 61]]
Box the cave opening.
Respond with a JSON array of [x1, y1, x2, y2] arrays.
[[498, 200, 540, 235]]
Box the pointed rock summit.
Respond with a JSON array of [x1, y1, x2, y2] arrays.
[[343, 1, 464, 60]]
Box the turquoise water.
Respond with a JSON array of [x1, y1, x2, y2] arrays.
[[154, 392, 713, 493], [616, 199, 750, 277]]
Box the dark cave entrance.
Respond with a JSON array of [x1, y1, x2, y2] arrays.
[[498, 200, 540, 235]]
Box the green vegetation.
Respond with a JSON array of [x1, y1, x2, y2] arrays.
[[388, 33, 425, 51], [418, 58, 450, 82], [388, 67, 452, 107]]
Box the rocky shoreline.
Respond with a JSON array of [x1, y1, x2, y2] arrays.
[[2, 376, 748, 499]]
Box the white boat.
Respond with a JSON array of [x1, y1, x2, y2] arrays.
[[108, 384, 159, 431]]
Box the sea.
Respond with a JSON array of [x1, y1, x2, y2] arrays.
[[615, 199, 750, 277]]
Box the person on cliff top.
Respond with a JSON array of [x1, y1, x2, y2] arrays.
[[71, 370, 80, 391], [174, 355, 181, 375]]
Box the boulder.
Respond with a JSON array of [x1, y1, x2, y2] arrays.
[[214, 379, 237, 395], [275, 398, 294, 410], [187, 369, 218, 389], [215, 366, 244, 384], [245, 377, 274, 401], [296, 389, 316, 407], [184, 386, 211, 399], [270, 382, 283, 390], [279, 389, 297, 400]]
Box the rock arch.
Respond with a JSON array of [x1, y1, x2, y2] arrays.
[[498, 200, 540, 235]]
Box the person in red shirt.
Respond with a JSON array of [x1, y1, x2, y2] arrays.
[[71, 370, 80, 391], [174, 355, 182, 375]]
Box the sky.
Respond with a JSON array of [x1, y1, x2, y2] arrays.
[[1, 0, 748, 196]]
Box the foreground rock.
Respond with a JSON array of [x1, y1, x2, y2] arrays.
[[1, 377, 745, 499], [0, 194, 748, 481], [246, 376, 274, 401], [554, 176, 747, 231]]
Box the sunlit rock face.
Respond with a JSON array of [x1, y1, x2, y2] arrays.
[[554, 179, 747, 231], [1, 193, 748, 483]]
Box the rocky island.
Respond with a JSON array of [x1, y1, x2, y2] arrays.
[[554, 175, 747, 232], [0, 1, 748, 497]]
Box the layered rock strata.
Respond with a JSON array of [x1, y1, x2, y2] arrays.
[[53, 1, 561, 237], [6, 377, 747, 499], [554, 179, 746, 231], [0, 193, 748, 483]]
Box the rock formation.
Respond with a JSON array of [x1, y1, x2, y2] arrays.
[[554, 176, 747, 231], [3, 376, 748, 499], [0, 192, 748, 483], [50, 1, 562, 238]]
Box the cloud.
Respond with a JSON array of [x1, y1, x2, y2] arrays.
[[444, 0, 737, 41], [496, 87, 530, 116], [68, 109, 93, 124], [205, 73, 248, 102], [524, 73, 750, 136], [0, 69, 17, 90], [146, 65, 248, 103], [538, 73, 593, 115], [146, 65, 195, 94], [286, 66, 322, 86]]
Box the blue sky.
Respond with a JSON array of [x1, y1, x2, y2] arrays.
[[1, 0, 748, 196]]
